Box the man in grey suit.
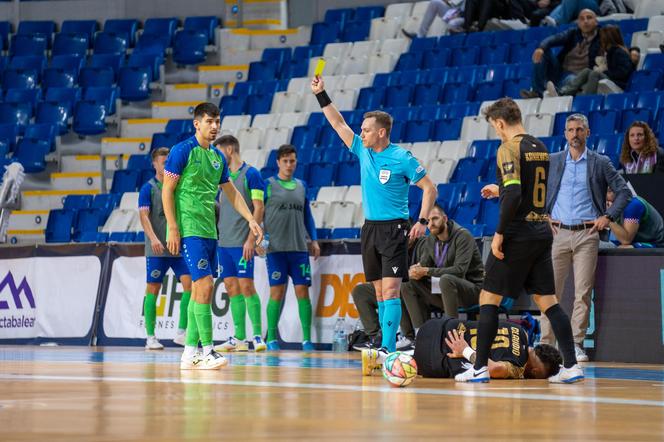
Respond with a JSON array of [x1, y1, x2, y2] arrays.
[[544, 113, 631, 361]]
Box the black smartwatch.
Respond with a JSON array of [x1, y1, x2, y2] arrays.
[[418, 218, 428, 225], [604, 213, 614, 222]]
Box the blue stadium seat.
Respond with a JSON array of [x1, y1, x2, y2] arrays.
[[491, 30, 523, 45], [127, 154, 152, 170], [77, 230, 107, 243], [94, 32, 128, 54], [143, 17, 178, 47], [451, 66, 487, 86], [0, 103, 31, 134], [571, 94, 604, 112], [483, 158, 497, 181], [36, 102, 69, 135], [109, 232, 136, 242], [84, 87, 118, 115], [373, 72, 399, 87], [261, 166, 278, 180], [619, 18, 648, 35], [604, 92, 637, 110], [445, 102, 480, 119], [307, 186, 320, 201], [17, 20, 55, 41], [298, 148, 322, 165], [151, 132, 179, 150], [52, 33, 88, 57], [183, 16, 219, 44], [325, 7, 354, 29], [5, 88, 41, 112], [64, 194, 93, 211], [45, 209, 75, 243], [61, 20, 98, 45], [118, 67, 151, 101], [291, 125, 320, 149], [588, 109, 620, 134], [465, 32, 493, 47], [398, 70, 425, 86], [308, 162, 337, 187], [294, 44, 323, 60], [432, 117, 462, 141], [73, 101, 107, 135], [451, 46, 480, 67], [0, 21, 11, 51], [355, 5, 384, 20], [111, 169, 140, 193], [316, 228, 332, 240], [45, 86, 81, 113], [453, 201, 480, 226], [395, 52, 424, 71], [134, 231, 146, 242], [79, 67, 116, 89], [321, 147, 348, 163], [14, 137, 50, 173], [508, 42, 538, 64], [92, 193, 120, 222], [436, 182, 465, 213], [643, 54, 664, 71], [139, 169, 155, 186], [451, 157, 488, 183], [441, 83, 472, 103], [465, 224, 485, 238], [51, 54, 85, 72], [404, 120, 432, 142], [427, 67, 453, 84], [474, 81, 504, 102], [246, 93, 273, 115], [232, 82, 255, 97], [621, 108, 652, 131], [42, 67, 76, 90], [331, 228, 360, 239], [594, 133, 623, 158], [480, 198, 500, 235], [540, 135, 566, 153], [9, 54, 46, 72], [279, 58, 308, 79], [384, 85, 413, 108], [104, 19, 138, 46], [636, 91, 664, 110], [502, 78, 531, 98], [553, 111, 574, 134], [627, 70, 663, 92], [409, 37, 437, 53], [480, 44, 509, 65], [357, 86, 386, 109], [469, 140, 500, 159], [310, 22, 340, 46], [2, 70, 38, 90], [135, 33, 168, 56], [173, 30, 207, 65], [128, 53, 163, 82], [340, 20, 370, 42], [165, 119, 193, 134], [408, 185, 423, 219], [412, 84, 441, 106], [248, 60, 278, 82], [24, 123, 56, 152], [484, 65, 510, 83], [262, 48, 291, 73], [10, 34, 48, 57], [0, 124, 18, 153], [463, 181, 491, 204], [294, 163, 309, 181], [319, 126, 343, 148], [336, 161, 361, 186], [421, 48, 450, 69], [219, 95, 246, 116], [89, 53, 124, 74]]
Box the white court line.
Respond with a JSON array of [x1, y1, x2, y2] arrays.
[[0, 373, 662, 408]]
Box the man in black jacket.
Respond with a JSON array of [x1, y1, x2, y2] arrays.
[[521, 8, 600, 98]]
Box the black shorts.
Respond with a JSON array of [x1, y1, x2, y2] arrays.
[[360, 219, 409, 282], [482, 238, 555, 299]]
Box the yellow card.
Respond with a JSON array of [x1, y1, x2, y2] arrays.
[[314, 58, 326, 77]]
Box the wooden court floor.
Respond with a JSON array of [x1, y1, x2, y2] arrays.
[[1, 346, 663, 441]]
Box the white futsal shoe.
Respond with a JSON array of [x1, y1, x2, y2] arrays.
[[361, 348, 388, 376], [199, 350, 228, 369], [180, 351, 203, 370], [548, 364, 584, 384], [215, 336, 248, 352], [454, 365, 490, 383], [145, 336, 164, 350]]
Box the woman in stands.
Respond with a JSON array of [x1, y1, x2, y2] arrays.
[[620, 121, 664, 174], [547, 24, 633, 96]]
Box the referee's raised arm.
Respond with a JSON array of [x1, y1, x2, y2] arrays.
[[311, 75, 354, 148]]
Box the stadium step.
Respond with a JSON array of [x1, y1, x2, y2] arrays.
[[101, 137, 152, 156], [5, 229, 44, 245], [198, 64, 249, 84], [152, 101, 204, 119], [8, 210, 49, 231], [61, 155, 125, 173], [120, 118, 168, 139], [20, 189, 99, 211], [165, 83, 209, 102], [51, 172, 102, 191]]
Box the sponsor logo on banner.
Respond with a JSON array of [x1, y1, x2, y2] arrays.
[[0, 271, 36, 330], [315, 273, 364, 319]]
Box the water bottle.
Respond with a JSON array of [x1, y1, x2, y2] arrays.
[[332, 317, 347, 352], [257, 233, 269, 258]]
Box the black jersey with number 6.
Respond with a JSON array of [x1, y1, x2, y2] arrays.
[[496, 134, 552, 241]]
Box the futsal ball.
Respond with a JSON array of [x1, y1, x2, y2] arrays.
[[382, 352, 418, 387]]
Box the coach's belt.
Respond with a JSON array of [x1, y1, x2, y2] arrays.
[[553, 222, 594, 231]]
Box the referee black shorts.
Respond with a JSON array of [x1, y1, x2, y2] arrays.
[[482, 238, 555, 299], [360, 219, 409, 282]]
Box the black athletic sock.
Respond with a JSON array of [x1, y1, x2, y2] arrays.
[[545, 304, 577, 369], [474, 305, 499, 370]]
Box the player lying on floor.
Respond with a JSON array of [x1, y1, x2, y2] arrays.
[[363, 316, 562, 379]]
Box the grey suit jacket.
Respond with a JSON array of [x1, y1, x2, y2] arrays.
[[546, 148, 631, 221]]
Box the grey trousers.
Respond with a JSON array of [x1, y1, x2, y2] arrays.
[[351, 283, 415, 340], [560, 68, 608, 96]]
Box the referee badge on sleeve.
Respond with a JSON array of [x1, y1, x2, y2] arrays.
[[379, 169, 391, 184]]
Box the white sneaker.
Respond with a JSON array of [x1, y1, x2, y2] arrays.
[[199, 350, 228, 370], [575, 345, 589, 362], [548, 364, 584, 383], [546, 81, 559, 97], [215, 336, 248, 352], [173, 330, 186, 346], [455, 365, 490, 383], [361, 348, 388, 376], [396, 335, 414, 351], [180, 351, 203, 370], [252, 335, 267, 352], [145, 336, 164, 350]]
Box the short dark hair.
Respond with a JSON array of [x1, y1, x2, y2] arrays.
[[629, 46, 640, 53], [194, 102, 220, 120], [534, 344, 563, 378], [482, 98, 522, 126], [363, 110, 393, 138], [432, 202, 446, 216], [151, 147, 170, 161], [277, 144, 297, 160], [214, 134, 240, 153]]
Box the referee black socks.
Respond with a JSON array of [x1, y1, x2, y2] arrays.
[[545, 304, 578, 368], [474, 304, 499, 369]]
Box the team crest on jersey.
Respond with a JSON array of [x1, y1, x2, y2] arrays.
[[150, 270, 161, 279], [212, 160, 221, 170], [271, 271, 282, 280], [502, 162, 515, 174], [379, 169, 391, 184], [416, 165, 424, 174], [197, 259, 209, 270]]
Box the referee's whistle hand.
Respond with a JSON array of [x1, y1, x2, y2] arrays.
[[409, 223, 427, 240], [311, 76, 324, 94]]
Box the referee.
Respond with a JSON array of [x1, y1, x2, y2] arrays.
[[311, 76, 437, 365]]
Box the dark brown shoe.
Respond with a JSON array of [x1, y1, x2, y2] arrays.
[[519, 89, 540, 99]]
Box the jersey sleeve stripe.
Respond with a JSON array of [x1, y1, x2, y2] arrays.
[[164, 170, 180, 180], [250, 189, 264, 200], [503, 179, 521, 186], [623, 217, 640, 224], [139, 206, 151, 212]]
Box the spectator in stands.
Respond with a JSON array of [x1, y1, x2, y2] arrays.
[[629, 46, 640, 67], [523, 0, 562, 27], [543, 113, 631, 362], [402, 203, 484, 325], [547, 25, 633, 96], [541, 0, 599, 26], [521, 9, 600, 98], [606, 188, 664, 248], [401, 0, 466, 39], [620, 121, 664, 174], [463, 0, 532, 32]]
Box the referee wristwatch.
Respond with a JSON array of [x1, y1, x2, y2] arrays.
[[418, 218, 428, 225], [604, 213, 615, 222]]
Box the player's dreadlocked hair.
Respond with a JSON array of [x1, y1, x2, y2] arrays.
[[534, 344, 563, 377]]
